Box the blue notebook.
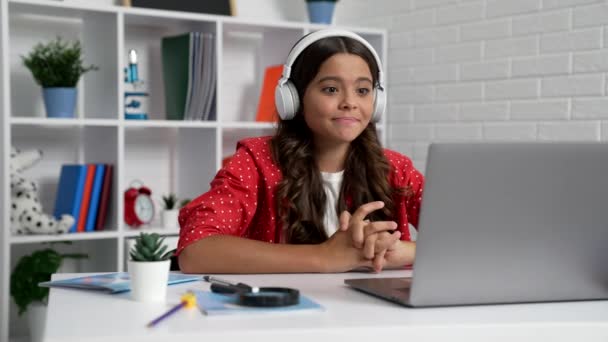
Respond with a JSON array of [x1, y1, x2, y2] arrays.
[[194, 290, 324, 316], [53, 164, 87, 233], [39, 272, 202, 294]]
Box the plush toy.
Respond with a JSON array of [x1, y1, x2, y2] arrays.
[[10, 147, 74, 235]]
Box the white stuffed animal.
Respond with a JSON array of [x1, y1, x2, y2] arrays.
[[10, 147, 74, 235]]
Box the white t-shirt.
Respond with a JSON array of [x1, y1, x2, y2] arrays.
[[320, 170, 344, 237]]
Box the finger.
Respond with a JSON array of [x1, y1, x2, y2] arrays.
[[375, 231, 401, 252], [363, 233, 378, 259], [351, 220, 366, 249], [351, 201, 385, 223], [392, 230, 402, 245], [373, 249, 387, 273], [339, 211, 351, 231], [363, 221, 398, 238], [351, 202, 384, 249]]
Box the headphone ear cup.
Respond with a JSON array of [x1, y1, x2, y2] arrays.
[[275, 80, 300, 120], [371, 87, 386, 123], [287, 82, 300, 119]]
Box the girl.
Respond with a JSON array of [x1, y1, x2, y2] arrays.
[[177, 29, 424, 274]]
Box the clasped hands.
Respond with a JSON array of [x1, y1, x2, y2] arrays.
[[320, 201, 404, 273]]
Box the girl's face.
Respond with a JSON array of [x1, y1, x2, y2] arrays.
[[302, 53, 375, 149]]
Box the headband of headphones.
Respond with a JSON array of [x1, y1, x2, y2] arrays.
[[277, 29, 385, 91]]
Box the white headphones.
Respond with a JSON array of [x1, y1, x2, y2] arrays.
[[274, 29, 386, 123]]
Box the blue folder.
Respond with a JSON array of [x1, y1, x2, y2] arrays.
[[53, 164, 87, 233]]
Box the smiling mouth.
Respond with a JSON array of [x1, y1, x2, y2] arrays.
[[333, 117, 359, 122]]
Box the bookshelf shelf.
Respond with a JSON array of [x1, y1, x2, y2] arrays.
[[10, 0, 117, 12], [9, 231, 120, 244], [10, 117, 120, 127], [123, 120, 218, 128], [221, 121, 277, 129], [0, 1, 387, 340]]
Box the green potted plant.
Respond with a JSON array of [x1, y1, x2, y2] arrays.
[[21, 37, 98, 118], [161, 193, 179, 229], [10, 247, 87, 342], [128, 232, 174, 302], [306, 0, 339, 24]]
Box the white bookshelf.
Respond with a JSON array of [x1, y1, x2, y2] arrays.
[[0, 0, 387, 340]]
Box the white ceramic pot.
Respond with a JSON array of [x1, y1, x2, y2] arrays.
[[27, 301, 47, 342], [127, 259, 171, 302], [161, 209, 179, 229]]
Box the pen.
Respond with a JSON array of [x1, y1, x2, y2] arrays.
[[147, 292, 196, 328], [203, 276, 254, 293]]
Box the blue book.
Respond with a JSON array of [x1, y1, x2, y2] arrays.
[[53, 164, 87, 233], [84, 164, 105, 232], [194, 290, 325, 316], [39, 272, 202, 294]]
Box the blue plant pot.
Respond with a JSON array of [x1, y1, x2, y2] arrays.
[[307, 2, 336, 24], [42, 87, 77, 118]]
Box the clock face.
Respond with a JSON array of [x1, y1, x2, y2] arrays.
[[134, 194, 155, 223]]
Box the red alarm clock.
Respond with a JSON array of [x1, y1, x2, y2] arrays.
[[124, 180, 155, 228]]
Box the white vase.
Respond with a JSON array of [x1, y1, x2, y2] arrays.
[[161, 209, 179, 229], [127, 259, 171, 302], [27, 302, 47, 342]]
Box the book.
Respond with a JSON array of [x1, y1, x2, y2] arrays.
[[162, 33, 192, 120], [183, 32, 198, 120], [255, 65, 282, 122], [95, 164, 113, 231], [53, 164, 88, 233], [194, 290, 324, 316], [185, 32, 216, 121], [84, 164, 105, 232], [39, 272, 202, 294], [200, 33, 216, 121], [76, 164, 96, 232], [162, 32, 217, 121], [183, 32, 196, 121]]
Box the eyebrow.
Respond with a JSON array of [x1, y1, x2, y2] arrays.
[[317, 76, 373, 84]]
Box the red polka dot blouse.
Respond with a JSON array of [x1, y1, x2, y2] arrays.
[[176, 136, 425, 256]]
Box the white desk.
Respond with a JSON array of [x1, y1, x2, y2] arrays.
[[45, 271, 608, 342]]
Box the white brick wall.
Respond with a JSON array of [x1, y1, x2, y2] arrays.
[[336, 0, 608, 170]]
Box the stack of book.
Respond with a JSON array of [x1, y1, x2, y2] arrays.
[[53, 164, 113, 233], [162, 32, 216, 121]]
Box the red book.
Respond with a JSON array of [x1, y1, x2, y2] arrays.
[[95, 164, 113, 231], [255, 65, 282, 122], [76, 164, 96, 233]]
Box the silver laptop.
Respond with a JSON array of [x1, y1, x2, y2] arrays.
[[345, 143, 608, 307]]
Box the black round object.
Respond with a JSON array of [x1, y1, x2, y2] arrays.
[[238, 287, 300, 307]]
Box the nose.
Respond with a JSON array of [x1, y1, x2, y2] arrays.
[[339, 91, 357, 111]]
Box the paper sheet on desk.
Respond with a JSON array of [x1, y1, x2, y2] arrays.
[[194, 290, 324, 316], [39, 272, 202, 293]]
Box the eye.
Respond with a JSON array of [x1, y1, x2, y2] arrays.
[[357, 88, 371, 96], [322, 86, 338, 94]]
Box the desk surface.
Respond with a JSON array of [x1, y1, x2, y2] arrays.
[[45, 271, 608, 342]]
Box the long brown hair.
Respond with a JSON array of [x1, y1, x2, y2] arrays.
[[270, 36, 404, 244]]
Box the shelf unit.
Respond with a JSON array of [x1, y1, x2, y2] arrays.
[[0, 0, 387, 340]]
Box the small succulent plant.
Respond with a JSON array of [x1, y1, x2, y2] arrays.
[[130, 232, 173, 262], [162, 194, 178, 210]]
